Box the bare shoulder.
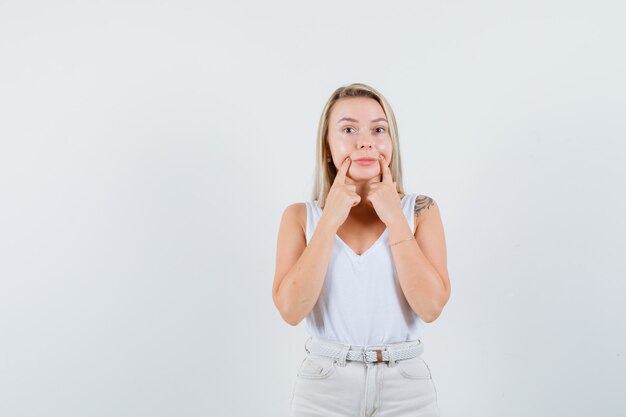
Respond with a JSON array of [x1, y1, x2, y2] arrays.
[[282, 202, 307, 237], [413, 195, 439, 228]]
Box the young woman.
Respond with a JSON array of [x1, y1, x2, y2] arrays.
[[272, 83, 451, 417]]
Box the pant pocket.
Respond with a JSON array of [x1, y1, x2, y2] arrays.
[[395, 356, 432, 380], [296, 354, 337, 380]]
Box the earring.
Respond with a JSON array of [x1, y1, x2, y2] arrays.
[[327, 157, 331, 163]]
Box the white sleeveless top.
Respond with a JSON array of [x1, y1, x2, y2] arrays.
[[304, 193, 425, 346]]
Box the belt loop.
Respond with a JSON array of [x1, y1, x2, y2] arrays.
[[386, 344, 396, 367], [336, 343, 350, 367]]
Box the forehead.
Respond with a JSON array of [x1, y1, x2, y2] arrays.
[[329, 97, 386, 122]]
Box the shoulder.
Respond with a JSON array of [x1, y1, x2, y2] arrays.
[[281, 202, 307, 236], [412, 194, 439, 227]]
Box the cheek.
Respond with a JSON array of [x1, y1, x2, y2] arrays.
[[376, 141, 393, 158], [331, 140, 351, 154]]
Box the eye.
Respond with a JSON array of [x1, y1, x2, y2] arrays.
[[375, 127, 386, 134], [342, 127, 356, 134]]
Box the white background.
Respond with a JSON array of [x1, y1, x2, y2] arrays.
[[1, 1, 625, 416]]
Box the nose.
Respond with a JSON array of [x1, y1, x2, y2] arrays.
[[356, 132, 375, 149]]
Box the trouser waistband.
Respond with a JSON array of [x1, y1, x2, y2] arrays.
[[304, 336, 424, 367]]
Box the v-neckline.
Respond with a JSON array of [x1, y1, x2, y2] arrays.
[[323, 194, 409, 259], [335, 228, 389, 258]]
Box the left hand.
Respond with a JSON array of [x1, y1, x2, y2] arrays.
[[365, 155, 404, 226]]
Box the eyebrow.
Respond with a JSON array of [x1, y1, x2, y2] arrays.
[[336, 117, 388, 124]]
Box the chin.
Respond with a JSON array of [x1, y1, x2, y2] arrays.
[[349, 174, 381, 182]]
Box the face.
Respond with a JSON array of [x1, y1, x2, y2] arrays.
[[327, 97, 393, 182]]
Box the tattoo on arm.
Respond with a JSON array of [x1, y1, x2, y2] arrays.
[[414, 195, 435, 219]]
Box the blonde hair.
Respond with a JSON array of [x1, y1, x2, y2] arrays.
[[312, 83, 405, 208]]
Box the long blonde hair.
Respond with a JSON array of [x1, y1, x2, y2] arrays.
[[312, 83, 405, 208]]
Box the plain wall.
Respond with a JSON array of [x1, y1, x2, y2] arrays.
[[1, 1, 625, 416]]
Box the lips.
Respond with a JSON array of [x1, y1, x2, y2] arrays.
[[353, 158, 378, 166]]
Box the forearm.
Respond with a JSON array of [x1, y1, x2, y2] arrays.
[[276, 217, 337, 325], [387, 216, 446, 322]]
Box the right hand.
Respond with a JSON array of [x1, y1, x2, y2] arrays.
[[322, 157, 361, 229]]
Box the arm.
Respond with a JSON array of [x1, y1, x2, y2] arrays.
[[387, 196, 451, 323], [271, 203, 338, 326]]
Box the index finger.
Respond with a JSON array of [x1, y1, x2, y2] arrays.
[[379, 155, 393, 184], [334, 157, 351, 184]]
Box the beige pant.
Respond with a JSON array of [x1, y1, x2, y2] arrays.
[[290, 336, 441, 417]]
